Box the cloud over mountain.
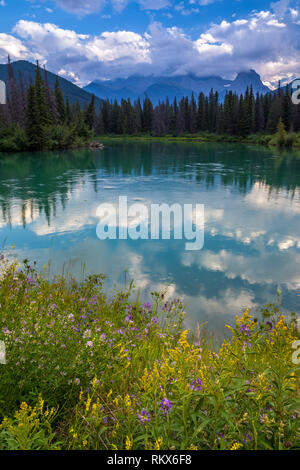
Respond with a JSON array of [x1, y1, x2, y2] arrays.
[[0, 0, 299, 86]]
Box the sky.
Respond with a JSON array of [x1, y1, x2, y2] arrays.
[[0, 0, 300, 87]]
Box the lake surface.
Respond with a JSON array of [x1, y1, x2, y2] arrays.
[[0, 141, 300, 332]]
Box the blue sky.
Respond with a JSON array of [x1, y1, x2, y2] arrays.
[[0, 0, 300, 86]]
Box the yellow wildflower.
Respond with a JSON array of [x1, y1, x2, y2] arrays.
[[154, 437, 163, 450], [231, 442, 242, 450], [125, 435, 133, 450]]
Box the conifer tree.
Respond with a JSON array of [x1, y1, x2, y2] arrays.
[[54, 77, 66, 124]]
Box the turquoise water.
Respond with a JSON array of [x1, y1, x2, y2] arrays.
[[0, 141, 300, 331]]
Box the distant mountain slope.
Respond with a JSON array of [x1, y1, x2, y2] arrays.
[[84, 70, 270, 104], [0, 60, 102, 108], [226, 70, 270, 95]]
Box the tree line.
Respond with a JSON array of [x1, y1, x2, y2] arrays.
[[97, 85, 300, 138], [1, 58, 300, 152]]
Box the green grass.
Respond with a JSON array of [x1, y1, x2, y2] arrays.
[[96, 132, 300, 148]]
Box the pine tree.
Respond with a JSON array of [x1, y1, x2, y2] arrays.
[[25, 84, 40, 149], [276, 117, 287, 147], [54, 77, 66, 124], [84, 94, 96, 131], [282, 85, 293, 132], [34, 62, 52, 127], [44, 66, 58, 123]]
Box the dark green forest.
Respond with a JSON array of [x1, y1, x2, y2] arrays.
[[0, 59, 94, 151], [1, 58, 300, 152]]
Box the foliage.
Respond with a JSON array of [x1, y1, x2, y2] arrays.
[[0, 60, 93, 152], [0, 255, 299, 450]]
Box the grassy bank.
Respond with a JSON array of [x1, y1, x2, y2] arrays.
[[0, 256, 299, 450], [96, 131, 300, 148]]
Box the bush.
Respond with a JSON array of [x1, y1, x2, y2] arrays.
[[0, 125, 27, 152]]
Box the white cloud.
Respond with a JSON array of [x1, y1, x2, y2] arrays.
[[2, 3, 300, 84], [0, 33, 29, 61]]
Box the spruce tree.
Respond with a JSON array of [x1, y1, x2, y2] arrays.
[[54, 77, 66, 124]]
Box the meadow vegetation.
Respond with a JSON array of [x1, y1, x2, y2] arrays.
[[0, 255, 299, 450]]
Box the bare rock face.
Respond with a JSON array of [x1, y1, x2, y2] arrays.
[[89, 141, 104, 150]]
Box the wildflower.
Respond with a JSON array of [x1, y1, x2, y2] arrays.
[[82, 440, 88, 447], [189, 378, 202, 391], [243, 433, 252, 443], [38, 395, 44, 414], [125, 436, 133, 450], [86, 341, 93, 348], [143, 302, 152, 310], [160, 398, 172, 416], [85, 395, 91, 412], [89, 296, 97, 305], [91, 377, 101, 388], [124, 394, 131, 408], [154, 437, 163, 450], [230, 442, 242, 450], [239, 324, 250, 336], [68, 313, 75, 322], [74, 378, 80, 385], [151, 316, 158, 324], [137, 410, 150, 424]]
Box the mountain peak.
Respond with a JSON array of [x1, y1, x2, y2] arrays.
[[229, 69, 269, 94]]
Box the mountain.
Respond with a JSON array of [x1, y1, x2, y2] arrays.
[[225, 69, 270, 95], [84, 70, 270, 104], [0, 60, 102, 108]]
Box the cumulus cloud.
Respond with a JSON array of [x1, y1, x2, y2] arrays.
[[3, 3, 300, 85], [0, 33, 29, 61]]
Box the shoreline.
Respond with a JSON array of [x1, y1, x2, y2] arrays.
[[96, 133, 300, 149]]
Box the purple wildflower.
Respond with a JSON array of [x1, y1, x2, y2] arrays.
[[189, 378, 203, 391], [160, 398, 172, 416], [143, 302, 152, 310], [239, 324, 250, 336], [137, 410, 150, 424]]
